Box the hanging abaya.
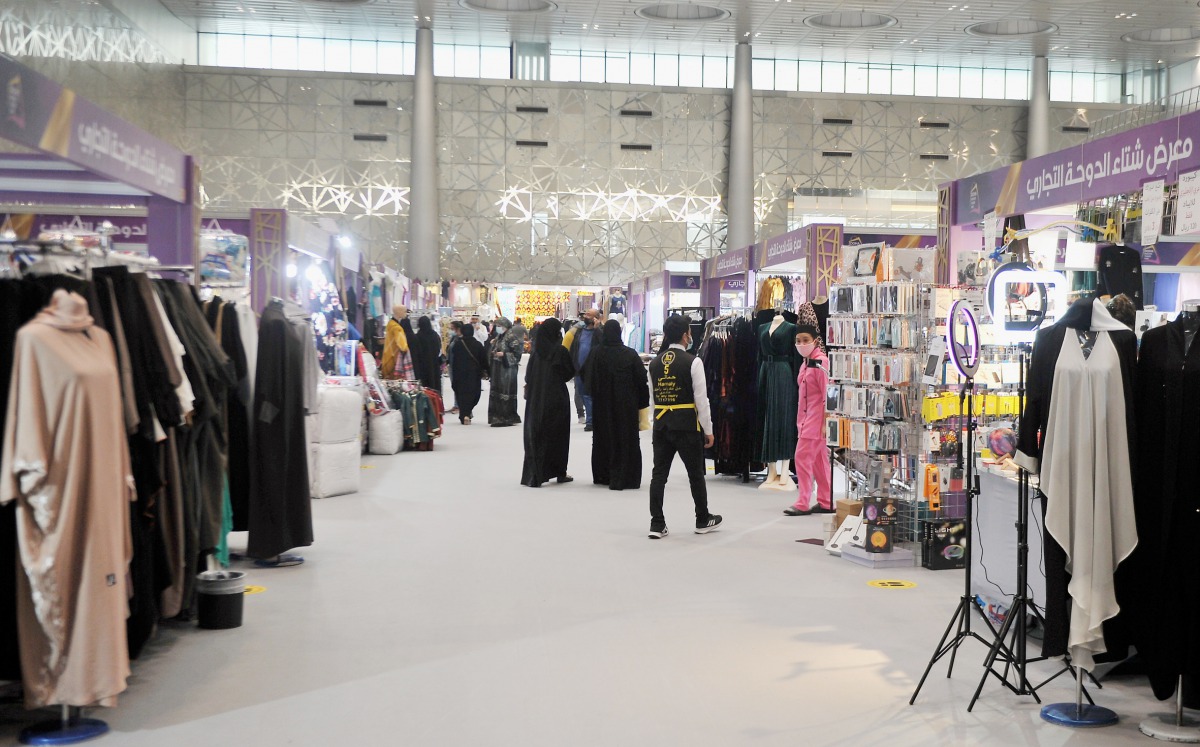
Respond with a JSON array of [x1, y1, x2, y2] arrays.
[[583, 319, 649, 490], [413, 316, 443, 397], [521, 319, 576, 487], [488, 318, 523, 427], [449, 325, 486, 423]]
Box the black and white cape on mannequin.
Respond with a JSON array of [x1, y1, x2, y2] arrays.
[[1015, 297, 1138, 671]]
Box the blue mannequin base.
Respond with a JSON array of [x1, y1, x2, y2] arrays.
[[1041, 702, 1119, 728], [19, 717, 108, 745]]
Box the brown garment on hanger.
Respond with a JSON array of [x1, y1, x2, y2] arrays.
[[0, 292, 134, 708]]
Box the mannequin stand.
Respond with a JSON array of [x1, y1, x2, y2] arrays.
[[1041, 668, 1118, 728], [910, 381, 996, 705], [19, 706, 108, 745], [1141, 676, 1200, 742], [758, 461, 795, 491]]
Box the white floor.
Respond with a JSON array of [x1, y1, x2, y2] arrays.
[[0, 381, 1174, 746]]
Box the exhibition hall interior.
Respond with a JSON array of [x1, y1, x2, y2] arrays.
[[2, 0, 1200, 744]]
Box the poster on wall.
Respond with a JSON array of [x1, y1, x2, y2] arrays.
[[889, 248, 936, 283], [1142, 179, 1165, 246], [1177, 169, 1200, 236]]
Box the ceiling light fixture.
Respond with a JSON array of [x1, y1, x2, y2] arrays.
[[635, 3, 731, 23], [459, 0, 557, 14], [1122, 27, 1200, 44], [965, 19, 1058, 38], [803, 11, 898, 31]]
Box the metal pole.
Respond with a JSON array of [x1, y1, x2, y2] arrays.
[[408, 25, 440, 282], [727, 42, 754, 252]]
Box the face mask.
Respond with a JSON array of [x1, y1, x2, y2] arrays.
[[797, 342, 817, 357], [495, 326, 506, 334]]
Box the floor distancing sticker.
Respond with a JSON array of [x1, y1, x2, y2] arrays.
[[868, 580, 917, 589], [243, 585, 267, 595]]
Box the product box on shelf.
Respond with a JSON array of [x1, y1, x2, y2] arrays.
[[835, 498, 863, 531], [863, 524, 893, 554], [862, 494, 899, 526], [922, 519, 967, 570]]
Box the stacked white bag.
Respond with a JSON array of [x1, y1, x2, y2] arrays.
[[311, 385, 363, 498]]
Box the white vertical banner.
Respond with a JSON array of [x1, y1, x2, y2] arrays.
[[983, 211, 999, 251], [1176, 170, 1200, 237], [1142, 178, 1165, 246]]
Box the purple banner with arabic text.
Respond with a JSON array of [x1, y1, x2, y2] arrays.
[[757, 226, 807, 269], [0, 55, 187, 202], [954, 110, 1199, 224], [702, 244, 752, 279]]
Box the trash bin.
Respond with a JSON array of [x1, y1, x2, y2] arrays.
[[195, 570, 246, 630]]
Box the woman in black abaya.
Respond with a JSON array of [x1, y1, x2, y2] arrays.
[[521, 318, 576, 487], [449, 323, 487, 424], [583, 319, 649, 490], [413, 315, 444, 397]]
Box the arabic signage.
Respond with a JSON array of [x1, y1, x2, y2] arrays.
[[954, 111, 1200, 224], [1, 213, 148, 242], [702, 245, 752, 279], [758, 226, 807, 268], [720, 278, 747, 292], [0, 55, 187, 202]]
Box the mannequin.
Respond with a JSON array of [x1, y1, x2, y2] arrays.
[[1132, 298, 1200, 705], [606, 289, 627, 327], [757, 311, 799, 491]]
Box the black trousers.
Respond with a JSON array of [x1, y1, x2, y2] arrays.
[[649, 428, 709, 529]]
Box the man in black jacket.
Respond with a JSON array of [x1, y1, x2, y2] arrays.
[[569, 309, 601, 431], [646, 315, 722, 539]]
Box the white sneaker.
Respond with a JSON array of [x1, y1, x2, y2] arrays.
[[578, 416, 586, 425]]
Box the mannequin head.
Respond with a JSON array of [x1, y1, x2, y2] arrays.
[[392, 304, 408, 321]]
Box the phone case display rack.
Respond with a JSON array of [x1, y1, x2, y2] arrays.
[[825, 281, 933, 555]]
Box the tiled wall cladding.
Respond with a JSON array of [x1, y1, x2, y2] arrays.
[[3, 54, 1108, 284]]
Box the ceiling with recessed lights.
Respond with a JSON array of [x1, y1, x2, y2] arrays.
[[156, 0, 1200, 71]]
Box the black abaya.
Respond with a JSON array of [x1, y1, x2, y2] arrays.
[[1131, 318, 1200, 699], [583, 320, 649, 490], [413, 317, 443, 396], [488, 319, 523, 427], [247, 300, 314, 559], [521, 319, 576, 487], [449, 327, 486, 422]]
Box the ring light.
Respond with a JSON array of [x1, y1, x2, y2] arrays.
[[987, 268, 1069, 345], [947, 300, 981, 380]]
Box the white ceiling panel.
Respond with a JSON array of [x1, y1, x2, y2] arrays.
[[156, 0, 1200, 71]]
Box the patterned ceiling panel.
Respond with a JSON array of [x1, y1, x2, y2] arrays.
[[156, 0, 1200, 70]]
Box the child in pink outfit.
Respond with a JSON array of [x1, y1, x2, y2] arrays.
[[785, 325, 832, 515]]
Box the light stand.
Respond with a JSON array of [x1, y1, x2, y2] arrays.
[[966, 344, 1108, 722], [910, 301, 994, 706]]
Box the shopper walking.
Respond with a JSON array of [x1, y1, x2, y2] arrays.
[[584, 319, 650, 490], [448, 323, 487, 424], [647, 315, 722, 538], [412, 315, 444, 397], [784, 325, 833, 516], [521, 318, 576, 487], [488, 317, 523, 427], [381, 304, 415, 380], [569, 309, 601, 430]]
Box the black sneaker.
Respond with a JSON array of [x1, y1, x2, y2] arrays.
[[648, 526, 669, 539], [584, 424, 594, 432], [695, 515, 723, 534]]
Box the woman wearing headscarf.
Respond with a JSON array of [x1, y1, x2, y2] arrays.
[[413, 315, 444, 397], [448, 323, 487, 425], [521, 318, 576, 487], [583, 319, 650, 490], [488, 317, 524, 427]]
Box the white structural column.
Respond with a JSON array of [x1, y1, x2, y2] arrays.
[[727, 42, 755, 252], [1027, 56, 1051, 160], [408, 26, 440, 281]]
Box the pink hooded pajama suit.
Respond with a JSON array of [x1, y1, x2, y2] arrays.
[[792, 348, 832, 511]]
